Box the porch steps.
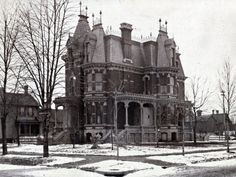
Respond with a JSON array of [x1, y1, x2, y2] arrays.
[[117, 129, 128, 144], [52, 130, 69, 144], [100, 130, 112, 143], [208, 134, 225, 141], [19, 136, 38, 144]]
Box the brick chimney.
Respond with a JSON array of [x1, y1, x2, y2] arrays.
[[216, 110, 219, 114], [212, 110, 215, 115], [120, 23, 133, 60], [24, 85, 28, 94], [197, 110, 202, 117]]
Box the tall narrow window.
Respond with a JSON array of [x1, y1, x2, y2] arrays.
[[169, 77, 174, 94], [95, 73, 103, 91], [87, 73, 93, 92], [85, 42, 90, 63], [144, 77, 149, 94], [171, 48, 175, 67], [20, 107, 25, 116], [28, 107, 33, 116]]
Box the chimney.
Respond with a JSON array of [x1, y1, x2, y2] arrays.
[[197, 110, 202, 117], [120, 23, 133, 59], [216, 110, 219, 114], [212, 110, 215, 115], [24, 85, 28, 94]]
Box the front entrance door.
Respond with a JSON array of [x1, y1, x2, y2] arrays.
[[171, 132, 177, 141]]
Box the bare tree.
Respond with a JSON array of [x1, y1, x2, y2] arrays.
[[15, 0, 72, 157], [189, 75, 211, 144], [218, 59, 236, 122], [0, 9, 20, 155]]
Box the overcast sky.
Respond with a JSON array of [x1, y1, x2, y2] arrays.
[[1, 0, 236, 115]]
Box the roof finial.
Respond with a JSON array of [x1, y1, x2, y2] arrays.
[[85, 6, 88, 16], [99, 10, 102, 24], [79, 1, 82, 15], [165, 21, 168, 31], [159, 18, 162, 29], [92, 13, 95, 26]]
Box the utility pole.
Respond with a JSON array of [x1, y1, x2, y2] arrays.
[[222, 90, 230, 153], [114, 89, 119, 160], [182, 113, 185, 156]]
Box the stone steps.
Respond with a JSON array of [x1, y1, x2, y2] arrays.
[[19, 136, 38, 144]]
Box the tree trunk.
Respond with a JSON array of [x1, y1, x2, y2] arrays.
[[1, 117, 8, 155], [43, 114, 49, 157], [43, 116, 49, 157], [193, 111, 197, 144], [17, 123, 20, 146]]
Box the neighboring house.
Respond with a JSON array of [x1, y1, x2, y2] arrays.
[[195, 110, 232, 140], [54, 6, 192, 144], [0, 86, 41, 142]]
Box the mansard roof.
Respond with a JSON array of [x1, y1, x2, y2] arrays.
[[68, 14, 186, 78]]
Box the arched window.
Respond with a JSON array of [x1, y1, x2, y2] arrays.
[[69, 75, 76, 95], [143, 75, 150, 95]]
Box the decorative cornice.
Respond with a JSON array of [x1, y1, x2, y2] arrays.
[[81, 62, 181, 75]]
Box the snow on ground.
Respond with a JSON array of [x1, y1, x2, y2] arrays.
[[4, 142, 236, 157], [0, 164, 41, 171], [0, 164, 103, 177], [24, 168, 104, 177], [147, 150, 236, 165], [44, 156, 84, 165], [80, 160, 177, 177], [191, 158, 236, 167], [1, 154, 84, 166]]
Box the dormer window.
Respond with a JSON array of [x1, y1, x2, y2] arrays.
[[171, 48, 175, 67]]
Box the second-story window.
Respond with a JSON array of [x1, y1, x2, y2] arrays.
[[28, 107, 33, 116], [95, 73, 103, 91], [87, 73, 93, 92], [20, 107, 25, 116], [169, 77, 174, 94]]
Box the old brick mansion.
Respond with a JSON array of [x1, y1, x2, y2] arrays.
[[54, 6, 192, 144]]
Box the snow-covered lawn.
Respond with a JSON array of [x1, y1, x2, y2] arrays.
[[0, 154, 84, 166], [0, 164, 41, 171], [147, 150, 236, 165], [0, 164, 103, 177], [25, 167, 104, 177], [4, 142, 236, 157]]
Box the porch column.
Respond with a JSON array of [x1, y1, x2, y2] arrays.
[[84, 103, 87, 125], [140, 103, 144, 143], [154, 103, 157, 142], [54, 106, 58, 131], [125, 102, 129, 126]]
